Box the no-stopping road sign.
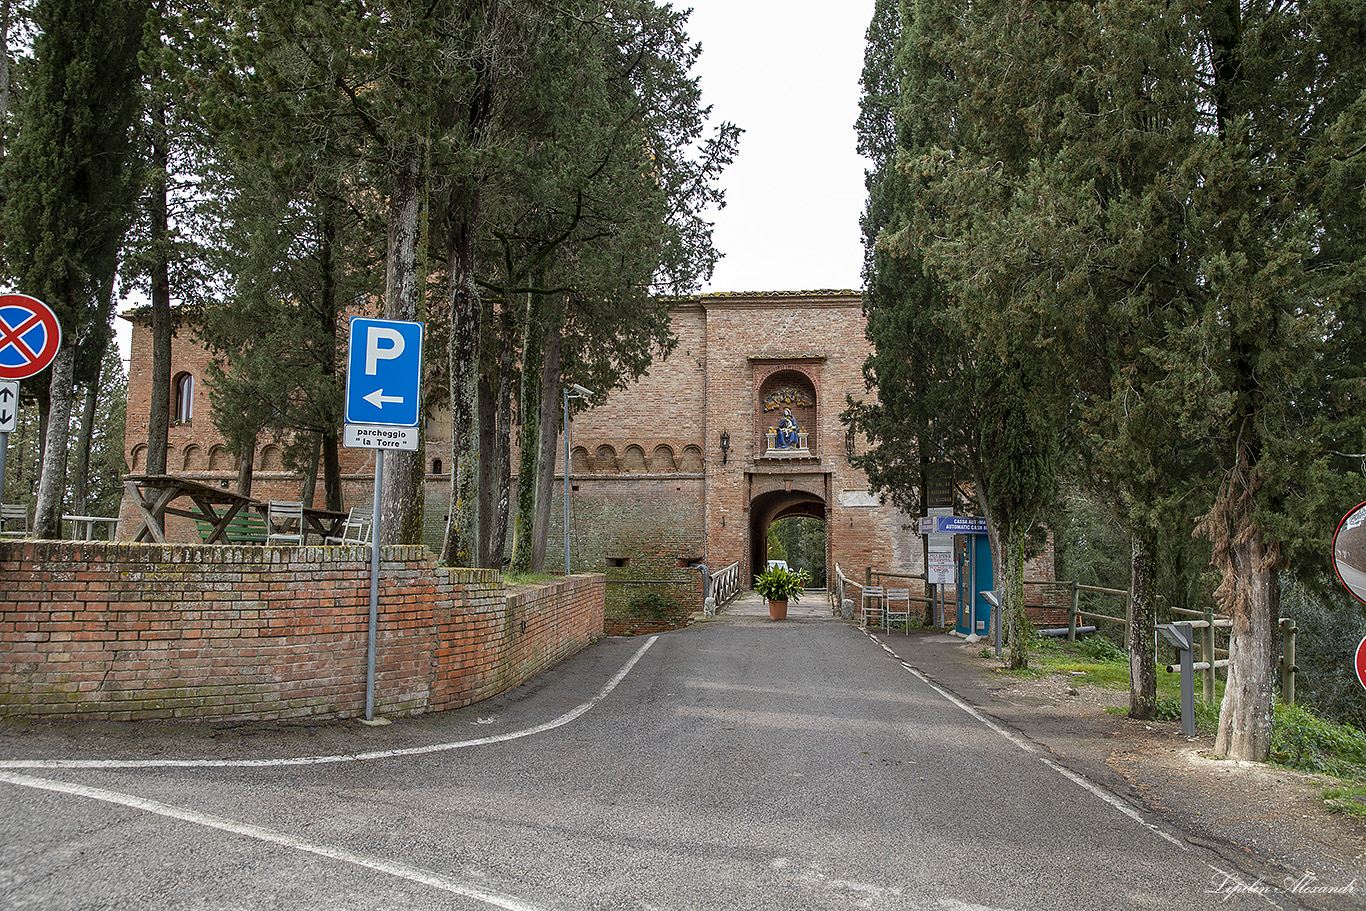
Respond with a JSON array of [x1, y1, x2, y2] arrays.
[[0, 293, 62, 380]]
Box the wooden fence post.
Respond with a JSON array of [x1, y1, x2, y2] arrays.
[[1068, 582, 1079, 642], [1280, 618, 1297, 706], [1202, 603, 1215, 703]]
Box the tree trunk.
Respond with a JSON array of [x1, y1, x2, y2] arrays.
[[379, 147, 425, 546], [322, 431, 342, 511], [531, 313, 563, 571], [235, 440, 254, 498], [70, 367, 101, 517], [319, 202, 344, 513], [1128, 529, 1157, 719], [1001, 523, 1030, 670], [441, 216, 481, 567], [475, 359, 496, 566], [301, 432, 320, 507], [1214, 525, 1278, 760], [146, 84, 171, 480], [438, 6, 499, 566], [510, 292, 544, 573], [488, 316, 515, 568], [34, 345, 75, 538]]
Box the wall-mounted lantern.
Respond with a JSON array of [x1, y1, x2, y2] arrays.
[[719, 431, 730, 464]]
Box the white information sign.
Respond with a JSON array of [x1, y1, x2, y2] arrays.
[[928, 547, 956, 584], [344, 423, 419, 451]]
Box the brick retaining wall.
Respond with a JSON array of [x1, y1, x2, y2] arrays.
[[0, 541, 604, 722]]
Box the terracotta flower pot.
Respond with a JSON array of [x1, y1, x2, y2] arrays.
[[768, 599, 788, 620]]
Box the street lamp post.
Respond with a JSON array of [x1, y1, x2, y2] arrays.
[[563, 383, 594, 576]]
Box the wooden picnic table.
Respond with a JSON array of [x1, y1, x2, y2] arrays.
[[250, 502, 349, 545], [301, 505, 348, 543], [123, 474, 259, 544]]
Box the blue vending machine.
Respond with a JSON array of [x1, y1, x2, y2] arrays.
[[955, 530, 994, 638]]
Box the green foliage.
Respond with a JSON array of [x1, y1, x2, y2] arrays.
[[1155, 697, 1222, 736], [1280, 577, 1366, 730], [856, 0, 1366, 755], [1270, 702, 1366, 780], [765, 525, 787, 564], [1076, 635, 1128, 664], [770, 516, 827, 587], [626, 591, 673, 620], [1322, 784, 1366, 819], [2, 0, 146, 366], [753, 566, 811, 603], [1048, 488, 1130, 592]]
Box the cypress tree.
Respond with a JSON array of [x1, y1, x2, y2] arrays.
[[2, 0, 146, 537]]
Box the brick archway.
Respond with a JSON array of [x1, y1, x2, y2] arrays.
[[748, 488, 826, 583]]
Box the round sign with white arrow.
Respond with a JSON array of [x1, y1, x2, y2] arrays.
[[0, 293, 62, 380]]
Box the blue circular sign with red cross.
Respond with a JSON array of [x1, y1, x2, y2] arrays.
[[0, 293, 62, 380]]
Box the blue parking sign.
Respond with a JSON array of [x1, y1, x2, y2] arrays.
[[345, 317, 424, 427]]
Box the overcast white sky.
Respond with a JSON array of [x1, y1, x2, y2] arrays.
[[684, 0, 875, 294]]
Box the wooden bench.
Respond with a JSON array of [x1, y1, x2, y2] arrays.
[[194, 511, 268, 545]]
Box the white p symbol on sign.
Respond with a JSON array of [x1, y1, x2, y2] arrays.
[[366, 327, 405, 375]]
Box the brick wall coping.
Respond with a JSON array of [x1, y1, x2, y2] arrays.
[[567, 473, 706, 483], [0, 538, 457, 569]]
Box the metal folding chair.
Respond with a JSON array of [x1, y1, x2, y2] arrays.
[[883, 588, 912, 633], [860, 585, 884, 629]]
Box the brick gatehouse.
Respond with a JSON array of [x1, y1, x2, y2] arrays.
[[120, 290, 1054, 632]]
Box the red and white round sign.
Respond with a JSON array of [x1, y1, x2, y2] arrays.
[[0, 293, 62, 380], [1356, 636, 1366, 692]]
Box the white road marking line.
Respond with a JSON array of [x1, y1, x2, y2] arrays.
[[868, 632, 1188, 851], [0, 636, 658, 771], [0, 770, 553, 911]]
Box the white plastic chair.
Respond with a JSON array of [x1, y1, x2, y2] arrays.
[[325, 507, 371, 546], [266, 501, 305, 546]]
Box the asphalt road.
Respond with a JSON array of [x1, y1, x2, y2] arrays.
[[0, 605, 1318, 910]]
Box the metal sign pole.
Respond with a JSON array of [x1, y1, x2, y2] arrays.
[[563, 388, 571, 577], [366, 449, 383, 722], [1, 380, 21, 498]]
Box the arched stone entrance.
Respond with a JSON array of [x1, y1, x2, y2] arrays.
[[749, 487, 827, 582]]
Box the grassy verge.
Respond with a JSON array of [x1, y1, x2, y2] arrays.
[[992, 635, 1366, 810], [993, 635, 1195, 703], [502, 571, 559, 586]]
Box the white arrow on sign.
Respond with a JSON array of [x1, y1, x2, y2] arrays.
[[363, 388, 404, 409], [0, 380, 17, 433]]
